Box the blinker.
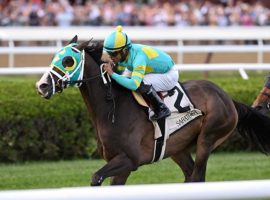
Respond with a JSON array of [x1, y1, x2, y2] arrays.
[[62, 56, 75, 69]]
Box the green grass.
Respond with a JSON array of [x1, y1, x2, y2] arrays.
[[0, 70, 266, 81], [0, 152, 269, 190], [0, 72, 269, 190]]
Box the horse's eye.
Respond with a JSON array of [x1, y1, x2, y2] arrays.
[[62, 56, 74, 68]]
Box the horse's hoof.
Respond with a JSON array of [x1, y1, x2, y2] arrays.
[[91, 174, 104, 186], [90, 182, 101, 186]]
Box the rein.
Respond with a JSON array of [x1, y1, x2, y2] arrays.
[[64, 74, 101, 85], [64, 64, 110, 85]]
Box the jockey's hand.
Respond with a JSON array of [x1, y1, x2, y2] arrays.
[[103, 62, 114, 76]]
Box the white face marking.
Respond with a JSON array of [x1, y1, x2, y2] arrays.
[[36, 72, 51, 96]]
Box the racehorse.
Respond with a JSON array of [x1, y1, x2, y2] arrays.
[[252, 74, 270, 115], [36, 36, 270, 186]]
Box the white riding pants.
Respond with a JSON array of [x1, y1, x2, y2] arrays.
[[143, 66, 179, 92]]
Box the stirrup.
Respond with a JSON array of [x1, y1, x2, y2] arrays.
[[150, 108, 171, 121]]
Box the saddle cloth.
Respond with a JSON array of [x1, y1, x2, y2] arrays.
[[132, 82, 203, 162]]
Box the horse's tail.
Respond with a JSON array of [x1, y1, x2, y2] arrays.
[[233, 100, 270, 154]]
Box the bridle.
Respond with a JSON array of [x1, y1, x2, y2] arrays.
[[64, 73, 101, 85], [49, 46, 111, 89], [48, 47, 115, 122], [48, 47, 85, 94]]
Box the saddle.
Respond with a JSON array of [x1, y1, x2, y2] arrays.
[[132, 82, 203, 162]]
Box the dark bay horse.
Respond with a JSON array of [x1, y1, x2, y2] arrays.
[[36, 36, 270, 186], [252, 74, 270, 115]]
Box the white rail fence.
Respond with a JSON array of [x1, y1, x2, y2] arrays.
[[1, 180, 270, 200], [1, 26, 270, 79], [1, 64, 270, 80]]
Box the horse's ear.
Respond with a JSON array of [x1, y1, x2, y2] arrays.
[[77, 40, 91, 51], [69, 35, 78, 44]]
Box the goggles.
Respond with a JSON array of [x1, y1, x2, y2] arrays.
[[107, 50, 121, 57]]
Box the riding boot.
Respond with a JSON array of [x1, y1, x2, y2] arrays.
[[137, 83, 171, 121]]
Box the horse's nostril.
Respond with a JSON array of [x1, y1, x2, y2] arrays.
[[40, 83, 48, 90]]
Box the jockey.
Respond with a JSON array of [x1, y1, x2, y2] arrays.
[[103, 26, 179, 121]]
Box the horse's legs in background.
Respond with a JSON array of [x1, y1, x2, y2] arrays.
[[91, 153, 138, 186], [190, 119, 226, 182], [171, 150, 194, 182], [190, 119, 235, 182], [190, 135, 212, 182], [110, 172, 131, 185]]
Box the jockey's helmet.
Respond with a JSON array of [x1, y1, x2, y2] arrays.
[[103, 26, 131, 53]]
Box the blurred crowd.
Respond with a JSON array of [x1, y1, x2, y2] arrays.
[[0, 0, 270, 27]]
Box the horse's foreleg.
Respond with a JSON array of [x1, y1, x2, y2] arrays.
[[110, 171, 131, 185], [91, 153, 137, 186], [171, 150, 194, 182]]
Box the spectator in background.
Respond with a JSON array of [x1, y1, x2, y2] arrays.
[[0, 0, 270, 27], [253, 1, 269, 26], [72, 3, 88, 25], [216, 5, 229, 26], [114, 1, 134, 26], [55, 0, 74, 26], [41, 1, 57, 26], [86, 1, 102, 26], [174, 2, 192, 26], [240, 3, 255, 26], [101, 1, 115, 25]]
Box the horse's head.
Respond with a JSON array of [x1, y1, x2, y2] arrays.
[[252, 86, 270, 115], [252, 75, 270, 115], [36, 35, 90, 99]]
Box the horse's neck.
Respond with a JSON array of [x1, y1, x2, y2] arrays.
[[81, 79, 112, 113], [80, 55, 118, 117], [80, 52, 141, 126]]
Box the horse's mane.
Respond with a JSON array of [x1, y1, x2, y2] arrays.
[[85, 41, 103, 65], [84, 41, 131, 93]]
